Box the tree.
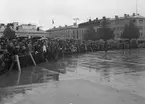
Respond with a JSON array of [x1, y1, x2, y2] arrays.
[[16, 26, 19, 31], [97, 17, 114, 52], [121, 20, 140, 48], [3, 24, 16, 40], [83, 26, 99, 41], [37, 27, 40, 31]]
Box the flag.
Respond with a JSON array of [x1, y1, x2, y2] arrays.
[[52, 20, 54, 24]]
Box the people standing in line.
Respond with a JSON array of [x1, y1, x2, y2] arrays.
[[0, 36, 143, 73], [42, 43, 48, 62]]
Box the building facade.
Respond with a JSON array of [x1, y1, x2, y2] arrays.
[[0, 22, 49, 38], [109, 13, 145, 40], [47, 13, 145, 41], [0, 24, 6, 37], [79, 13, 145, 40], [48, 24, 86, 40], [15, 24, 49, 37]]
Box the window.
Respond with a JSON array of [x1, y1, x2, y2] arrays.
[[121, 27, 124, 31], [133, 19, 136, 22], [117, 27, 120, 31], [73, 30, 75, 34], [140, 32, 143, 36], [115, 20, 119, 24], [139, 19, 144, 23], [139, 26, 143, 30], [118, 27, 120, 31], [120, 33, 122, 36], [77, 30, 78, 39], [140, 19, 143, 22]]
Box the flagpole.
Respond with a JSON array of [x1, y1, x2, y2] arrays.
[[52, 19, 55, 28], [136, 0, 138, 15]]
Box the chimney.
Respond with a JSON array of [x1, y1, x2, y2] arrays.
[[124, 14, 127, 18], [102, 16, 106, 20], [133, 13, 136, 16], [96, 18, 98, 21], [89, 19, 92, 22], [115, 15, 118, 20]]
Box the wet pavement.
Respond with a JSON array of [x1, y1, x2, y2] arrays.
[[1, 49, 145, 104]]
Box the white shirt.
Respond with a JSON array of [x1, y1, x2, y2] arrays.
[[43, 45, 47, 52]]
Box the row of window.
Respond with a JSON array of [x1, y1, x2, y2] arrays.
[[116, 32, 144, 37], [115, 19, 144, 25], [51, 31, 84, 39], [114, 26, 145, 31], [138, 26, 144, 30], [133, 19, 144, 23], [114, 27, 124, 31], [140, 33, 143, 36], [59, 30, 85, 35]]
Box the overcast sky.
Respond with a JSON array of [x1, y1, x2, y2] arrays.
[[0, 0, 145, 29]]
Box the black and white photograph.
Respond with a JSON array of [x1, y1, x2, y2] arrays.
[[0, 0, 145, 104]]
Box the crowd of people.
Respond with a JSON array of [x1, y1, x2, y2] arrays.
[[0, 36, 144, 75]]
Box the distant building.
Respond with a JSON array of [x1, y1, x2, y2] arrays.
[[109, 13, 145, 40], [0, 24, 6, 37], [13, 22, 19, 29], [79, 13, 145, 40], [0, 22, 49, 38], [47, 13, 145, 41], [78, 18, 102, 34], [15, 23, 49, 37], [18, 24, 37, 30], [47, 23, 86, 40]]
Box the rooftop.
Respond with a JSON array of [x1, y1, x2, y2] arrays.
[[48, 24, 78, 32], [78, 13, 145, 27]]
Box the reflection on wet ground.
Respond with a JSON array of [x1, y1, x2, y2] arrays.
[[1, 49, 145, 103]]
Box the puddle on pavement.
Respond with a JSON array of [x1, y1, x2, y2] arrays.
[[1, 49, 145, 103]]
